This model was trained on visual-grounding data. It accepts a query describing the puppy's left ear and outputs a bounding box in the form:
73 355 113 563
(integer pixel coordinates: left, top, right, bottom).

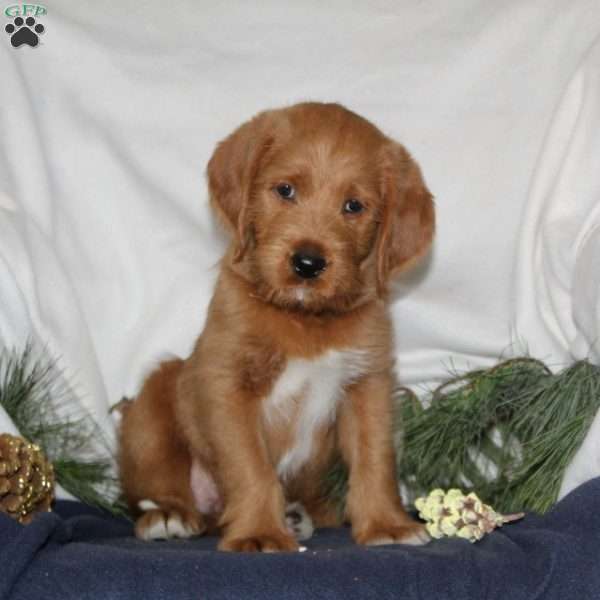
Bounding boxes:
376 142 435 295
207 112 274 261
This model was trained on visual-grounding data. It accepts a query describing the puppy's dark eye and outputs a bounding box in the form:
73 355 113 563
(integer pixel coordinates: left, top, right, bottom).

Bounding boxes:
276 183 296 201
343 199 364 214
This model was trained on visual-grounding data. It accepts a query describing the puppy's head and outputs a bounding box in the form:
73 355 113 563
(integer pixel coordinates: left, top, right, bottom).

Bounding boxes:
207 102 434 313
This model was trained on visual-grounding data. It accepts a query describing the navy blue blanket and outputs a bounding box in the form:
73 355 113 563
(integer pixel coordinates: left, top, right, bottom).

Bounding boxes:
2 478 600 600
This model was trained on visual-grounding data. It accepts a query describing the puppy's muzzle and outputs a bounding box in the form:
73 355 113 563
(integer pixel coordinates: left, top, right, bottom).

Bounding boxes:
291 250 327 279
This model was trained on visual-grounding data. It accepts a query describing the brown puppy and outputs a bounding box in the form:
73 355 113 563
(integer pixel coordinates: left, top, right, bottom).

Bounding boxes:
118 102 435 552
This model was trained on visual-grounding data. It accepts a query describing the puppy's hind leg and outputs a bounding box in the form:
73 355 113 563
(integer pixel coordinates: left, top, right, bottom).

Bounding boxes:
135 497 204 541
118 359 205 540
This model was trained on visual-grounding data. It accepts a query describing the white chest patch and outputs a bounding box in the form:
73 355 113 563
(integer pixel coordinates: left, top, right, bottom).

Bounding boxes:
263 348 370 479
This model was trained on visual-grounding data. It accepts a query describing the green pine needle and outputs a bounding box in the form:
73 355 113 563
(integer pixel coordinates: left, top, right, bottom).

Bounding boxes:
0 343 127 516
397 358 600 513
3 344 598 518
324 357 600 515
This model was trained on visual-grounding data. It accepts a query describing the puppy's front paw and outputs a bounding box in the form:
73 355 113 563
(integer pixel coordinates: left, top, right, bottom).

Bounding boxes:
355 522 430 547
219 531 299 553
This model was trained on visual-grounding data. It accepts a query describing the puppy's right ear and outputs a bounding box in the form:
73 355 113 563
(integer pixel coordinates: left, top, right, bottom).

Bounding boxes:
207 112 274 262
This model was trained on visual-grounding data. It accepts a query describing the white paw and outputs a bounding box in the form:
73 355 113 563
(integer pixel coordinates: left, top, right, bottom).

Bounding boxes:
139 514 170 541
363 525 431 547
285 502 314 541
135 503 200 541
398 529 431 546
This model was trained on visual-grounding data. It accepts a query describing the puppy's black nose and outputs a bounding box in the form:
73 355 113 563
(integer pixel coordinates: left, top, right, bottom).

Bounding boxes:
291 252 327 279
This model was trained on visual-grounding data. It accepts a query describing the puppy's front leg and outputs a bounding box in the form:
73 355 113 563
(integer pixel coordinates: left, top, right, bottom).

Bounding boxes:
208 396 298 553
338 374 429 546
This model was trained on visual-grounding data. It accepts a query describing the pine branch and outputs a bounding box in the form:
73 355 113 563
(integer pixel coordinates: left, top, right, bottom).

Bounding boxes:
323 357 600 515
0 343 126 516
397 358 600 513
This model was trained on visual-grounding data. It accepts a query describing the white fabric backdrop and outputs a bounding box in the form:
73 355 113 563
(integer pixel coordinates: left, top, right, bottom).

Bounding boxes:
1 0 599 498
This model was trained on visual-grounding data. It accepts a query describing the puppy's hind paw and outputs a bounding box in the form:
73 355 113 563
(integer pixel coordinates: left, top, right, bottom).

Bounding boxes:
285 501 314 541
135 504 204 541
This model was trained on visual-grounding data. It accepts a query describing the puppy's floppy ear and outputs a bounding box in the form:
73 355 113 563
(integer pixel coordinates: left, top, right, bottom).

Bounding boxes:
207 112 274 261
376 142 435 295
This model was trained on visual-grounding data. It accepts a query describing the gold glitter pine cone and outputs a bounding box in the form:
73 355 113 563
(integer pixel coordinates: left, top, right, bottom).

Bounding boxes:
0 433 54 524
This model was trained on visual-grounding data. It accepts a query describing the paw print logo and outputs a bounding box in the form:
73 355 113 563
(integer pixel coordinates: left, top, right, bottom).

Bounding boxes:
5 16 44 48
